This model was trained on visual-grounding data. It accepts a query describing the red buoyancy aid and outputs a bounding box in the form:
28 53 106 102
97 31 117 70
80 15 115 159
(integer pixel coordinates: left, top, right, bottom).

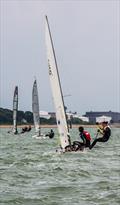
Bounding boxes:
83 131 91 141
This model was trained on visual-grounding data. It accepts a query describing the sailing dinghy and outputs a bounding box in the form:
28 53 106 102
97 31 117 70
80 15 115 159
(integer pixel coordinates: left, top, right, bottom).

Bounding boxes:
32 79 45 139
45 16 71 151
8 86 18 134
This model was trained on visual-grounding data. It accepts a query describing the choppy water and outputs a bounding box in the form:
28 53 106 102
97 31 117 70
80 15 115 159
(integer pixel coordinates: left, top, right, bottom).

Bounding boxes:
0 127 120 205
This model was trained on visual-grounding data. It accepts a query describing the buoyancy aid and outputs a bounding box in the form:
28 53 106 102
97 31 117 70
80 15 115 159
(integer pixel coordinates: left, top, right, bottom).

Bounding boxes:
83 131 91 141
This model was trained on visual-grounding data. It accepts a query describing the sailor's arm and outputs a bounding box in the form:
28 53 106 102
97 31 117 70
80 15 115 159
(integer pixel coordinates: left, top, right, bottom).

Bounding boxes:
97 128 104 135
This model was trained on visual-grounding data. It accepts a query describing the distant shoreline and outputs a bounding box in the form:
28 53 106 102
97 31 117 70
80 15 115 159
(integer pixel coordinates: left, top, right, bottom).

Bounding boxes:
0 124 120 128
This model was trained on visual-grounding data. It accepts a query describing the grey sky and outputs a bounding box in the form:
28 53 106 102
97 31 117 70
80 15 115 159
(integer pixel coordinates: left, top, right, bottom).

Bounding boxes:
0 0 120 115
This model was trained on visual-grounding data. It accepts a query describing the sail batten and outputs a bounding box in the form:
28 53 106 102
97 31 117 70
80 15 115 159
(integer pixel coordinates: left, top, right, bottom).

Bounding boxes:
45 16 70 149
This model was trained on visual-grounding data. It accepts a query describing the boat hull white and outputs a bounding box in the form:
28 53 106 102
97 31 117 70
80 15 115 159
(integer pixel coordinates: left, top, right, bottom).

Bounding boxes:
32 134 47 139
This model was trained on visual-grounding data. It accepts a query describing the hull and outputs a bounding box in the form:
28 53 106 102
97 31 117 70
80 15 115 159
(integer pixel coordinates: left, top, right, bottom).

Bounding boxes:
32 134 46 139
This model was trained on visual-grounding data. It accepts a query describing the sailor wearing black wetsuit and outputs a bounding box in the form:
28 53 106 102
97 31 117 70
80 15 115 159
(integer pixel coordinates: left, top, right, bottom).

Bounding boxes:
89 121 111 149
45 129 54 138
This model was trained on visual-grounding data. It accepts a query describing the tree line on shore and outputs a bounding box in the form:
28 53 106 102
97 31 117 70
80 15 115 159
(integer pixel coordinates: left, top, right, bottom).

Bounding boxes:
0 107 90 125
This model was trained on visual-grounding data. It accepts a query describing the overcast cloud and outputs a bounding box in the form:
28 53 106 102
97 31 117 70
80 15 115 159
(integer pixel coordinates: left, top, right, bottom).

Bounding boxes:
0 0 119 115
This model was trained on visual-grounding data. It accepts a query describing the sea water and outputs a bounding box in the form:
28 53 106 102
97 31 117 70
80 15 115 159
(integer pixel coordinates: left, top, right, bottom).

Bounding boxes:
0 127 120 205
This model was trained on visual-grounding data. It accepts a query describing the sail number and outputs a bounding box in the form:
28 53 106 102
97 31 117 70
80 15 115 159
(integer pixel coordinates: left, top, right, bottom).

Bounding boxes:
48 59 52 75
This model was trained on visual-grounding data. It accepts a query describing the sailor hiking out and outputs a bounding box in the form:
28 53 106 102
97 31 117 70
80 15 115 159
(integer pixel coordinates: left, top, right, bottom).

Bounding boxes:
89 121 111 149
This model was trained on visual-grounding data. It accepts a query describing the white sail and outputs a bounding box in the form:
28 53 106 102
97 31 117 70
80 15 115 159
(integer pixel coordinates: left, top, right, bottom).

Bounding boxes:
32 80 41 136
45 16 71 150
13 86 18 134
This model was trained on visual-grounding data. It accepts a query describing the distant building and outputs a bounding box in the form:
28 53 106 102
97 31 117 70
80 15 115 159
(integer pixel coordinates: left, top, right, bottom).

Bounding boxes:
40 111 50 119
48 112 90 123
84 111 120 123
79 116 89 122
96 115 112 123
48 112 56 118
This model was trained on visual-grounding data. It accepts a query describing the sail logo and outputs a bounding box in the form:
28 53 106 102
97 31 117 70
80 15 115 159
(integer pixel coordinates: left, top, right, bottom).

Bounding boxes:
48 59 52 75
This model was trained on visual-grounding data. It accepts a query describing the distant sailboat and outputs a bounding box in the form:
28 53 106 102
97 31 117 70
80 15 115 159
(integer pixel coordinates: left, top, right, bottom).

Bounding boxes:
45 16 71 151
8 86 18 134
13 86 18 134
32 79 43 138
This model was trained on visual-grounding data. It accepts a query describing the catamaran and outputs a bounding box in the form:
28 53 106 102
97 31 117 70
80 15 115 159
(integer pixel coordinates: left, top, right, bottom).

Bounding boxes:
8 86 18 134
45 16 71 151
32 79 45 138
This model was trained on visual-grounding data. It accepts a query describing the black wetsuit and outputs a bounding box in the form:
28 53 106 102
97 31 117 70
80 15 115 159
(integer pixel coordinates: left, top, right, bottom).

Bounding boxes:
26 127 31 132
72 141 85 151
89 126 111 149
72 132 91 151
46 130 54 138
49 132 54 138
80 132 91 148
21 127 27 134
